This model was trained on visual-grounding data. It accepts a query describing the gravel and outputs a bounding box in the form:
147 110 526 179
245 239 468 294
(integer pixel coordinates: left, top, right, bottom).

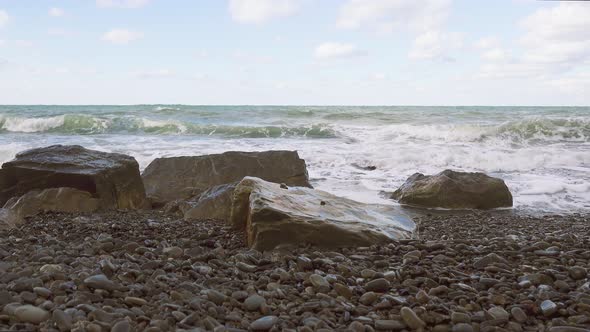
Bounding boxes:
0 210 588 331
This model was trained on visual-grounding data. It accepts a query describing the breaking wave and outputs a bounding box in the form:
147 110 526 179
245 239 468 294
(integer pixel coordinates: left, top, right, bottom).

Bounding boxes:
0 114 337 138
0 113 588 143
356 117 590 144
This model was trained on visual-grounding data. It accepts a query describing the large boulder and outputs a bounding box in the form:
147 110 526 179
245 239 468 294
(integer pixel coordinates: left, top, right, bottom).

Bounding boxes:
0 145 148 209
391 169 513 209
230 177 415 250
142 150 312 206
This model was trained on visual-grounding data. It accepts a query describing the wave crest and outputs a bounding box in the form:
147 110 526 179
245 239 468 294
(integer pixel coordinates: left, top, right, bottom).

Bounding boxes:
0 114 337 138
355 117 590 144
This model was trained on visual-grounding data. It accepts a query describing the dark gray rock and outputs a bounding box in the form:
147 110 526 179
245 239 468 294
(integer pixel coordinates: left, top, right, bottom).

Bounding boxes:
0 145 147 209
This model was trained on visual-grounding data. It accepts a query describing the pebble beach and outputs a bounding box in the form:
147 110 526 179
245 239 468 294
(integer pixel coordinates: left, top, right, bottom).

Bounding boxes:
1 210 588 331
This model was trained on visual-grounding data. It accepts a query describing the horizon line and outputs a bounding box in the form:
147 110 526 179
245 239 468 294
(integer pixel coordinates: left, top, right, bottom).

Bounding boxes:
1 104 589 107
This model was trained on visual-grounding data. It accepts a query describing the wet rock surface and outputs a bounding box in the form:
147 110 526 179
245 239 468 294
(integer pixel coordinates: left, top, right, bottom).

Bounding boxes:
392 169 513 209
0 210 588 331
0 145 147 209
231 177 414 250
142 150 312 206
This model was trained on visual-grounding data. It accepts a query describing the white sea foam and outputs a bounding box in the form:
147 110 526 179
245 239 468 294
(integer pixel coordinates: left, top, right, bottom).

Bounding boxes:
140 118 188 133
1 115 65 132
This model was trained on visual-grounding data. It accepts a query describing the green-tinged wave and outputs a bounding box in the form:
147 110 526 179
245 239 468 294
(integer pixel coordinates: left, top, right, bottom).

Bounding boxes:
494 118 590 142
0 114 338 138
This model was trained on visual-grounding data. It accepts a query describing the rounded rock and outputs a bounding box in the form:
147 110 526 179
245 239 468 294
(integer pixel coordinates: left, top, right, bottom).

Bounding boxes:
510 306 527 323
14 305 50 324
359 292 378 305
334 283 353 299
52 309 72 331
207 289 227 305
451 312 470 324
375 320 405 330
309 274 330 291
487 306 509 321
84 274 119 291
400 307 426 330
540 300 557 317
452 323 474 332
568 266 587 280
124 296 148 306
112 319 131 332
365 278 390 292
163 246 183 258
250 315 278 331
244 294 266 311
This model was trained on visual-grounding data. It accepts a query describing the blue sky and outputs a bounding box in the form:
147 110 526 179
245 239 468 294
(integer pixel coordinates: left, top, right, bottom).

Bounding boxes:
0 0 588 105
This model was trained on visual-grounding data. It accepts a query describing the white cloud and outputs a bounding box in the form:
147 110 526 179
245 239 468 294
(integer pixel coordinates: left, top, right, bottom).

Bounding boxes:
96 0 149 9
336 0 451 33
101 29 143 44
337 0 460 61
477 2 590 81
229 0 300 24
0 40 4 46
49 7 64 17
0 10 9 28
477 62 545 79
371 73 387 80
314 42 367 60
520 2 590 65
409 30 462 61
135 69 174 79
474 36 500 49
274 82 288 89
547 72 590 96
481 48 508 62
54 67 70 74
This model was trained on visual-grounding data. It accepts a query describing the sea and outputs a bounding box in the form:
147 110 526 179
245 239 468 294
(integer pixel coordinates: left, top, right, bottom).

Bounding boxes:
0 105 588 215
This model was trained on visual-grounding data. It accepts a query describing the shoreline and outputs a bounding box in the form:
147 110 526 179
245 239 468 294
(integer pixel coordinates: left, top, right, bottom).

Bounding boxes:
1 210 588 331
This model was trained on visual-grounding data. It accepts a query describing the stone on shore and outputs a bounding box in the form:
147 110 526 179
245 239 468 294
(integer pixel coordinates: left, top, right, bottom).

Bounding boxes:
180 183 237 220
365 278 391 292
13 305 50 324
400 307 426 329
473 252 509 269
83 274 120 291
4 187 99 218
142 150 312 207
391 169 513 209
250 315 279 330
52 309 72 331
0 145 147 209
230 177 415 250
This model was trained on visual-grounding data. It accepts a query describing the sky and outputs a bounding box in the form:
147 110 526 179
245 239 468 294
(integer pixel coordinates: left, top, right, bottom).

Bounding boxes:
0 0 589 105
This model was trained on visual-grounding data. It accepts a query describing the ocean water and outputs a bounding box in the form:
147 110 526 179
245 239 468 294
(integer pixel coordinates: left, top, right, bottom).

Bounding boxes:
0 105 589 214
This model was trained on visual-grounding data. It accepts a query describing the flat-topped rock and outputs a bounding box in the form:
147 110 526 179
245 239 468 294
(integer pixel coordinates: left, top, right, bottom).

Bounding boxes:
230 177 414 250
391 169 513 209
0 145 147 209
142 150 311 206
